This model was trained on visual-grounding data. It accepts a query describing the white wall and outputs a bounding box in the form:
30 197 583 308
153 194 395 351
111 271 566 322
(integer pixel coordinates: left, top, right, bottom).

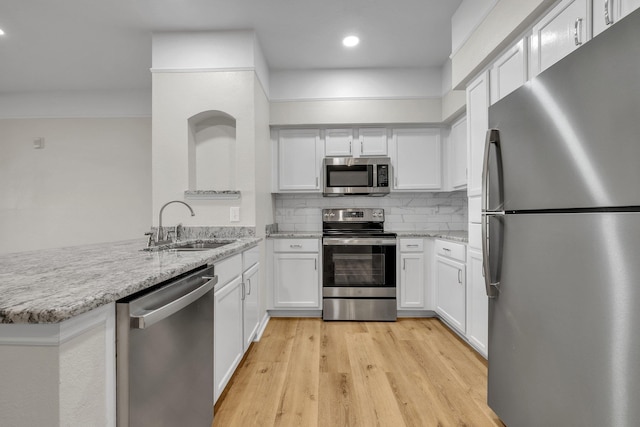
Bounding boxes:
152 30 270 98
152 71 258 227
270 68 442 101
451 0 499 57
0 117 151 254
0 89 150 119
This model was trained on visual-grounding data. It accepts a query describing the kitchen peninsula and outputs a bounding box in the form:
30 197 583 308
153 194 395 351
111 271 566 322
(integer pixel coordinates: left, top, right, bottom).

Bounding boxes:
0 237 260 426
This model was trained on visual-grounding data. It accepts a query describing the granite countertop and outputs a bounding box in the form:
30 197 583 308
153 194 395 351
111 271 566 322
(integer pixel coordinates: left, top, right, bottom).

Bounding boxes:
0 237 261 324
267 232 323 238
268 231 467 243
395 230 468 243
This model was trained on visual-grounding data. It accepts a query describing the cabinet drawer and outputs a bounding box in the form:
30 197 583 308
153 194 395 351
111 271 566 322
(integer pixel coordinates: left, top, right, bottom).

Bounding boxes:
273 238 319 253
214 253 242 288
243 246 260 271
435 239 466 262
400 239 424 252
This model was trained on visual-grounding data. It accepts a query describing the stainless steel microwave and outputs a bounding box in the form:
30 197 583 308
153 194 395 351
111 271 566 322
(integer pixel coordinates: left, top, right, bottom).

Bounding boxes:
323 157 391 196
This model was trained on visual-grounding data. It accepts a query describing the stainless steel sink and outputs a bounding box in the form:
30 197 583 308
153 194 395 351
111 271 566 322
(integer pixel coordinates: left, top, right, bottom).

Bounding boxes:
172 241 234 251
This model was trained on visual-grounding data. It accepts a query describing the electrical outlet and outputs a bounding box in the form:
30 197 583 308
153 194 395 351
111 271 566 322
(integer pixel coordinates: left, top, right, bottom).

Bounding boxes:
230 206 240 222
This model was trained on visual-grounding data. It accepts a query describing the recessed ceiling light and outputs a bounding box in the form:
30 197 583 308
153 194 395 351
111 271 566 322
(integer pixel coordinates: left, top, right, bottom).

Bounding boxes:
342 35 359 47
0 29 5 36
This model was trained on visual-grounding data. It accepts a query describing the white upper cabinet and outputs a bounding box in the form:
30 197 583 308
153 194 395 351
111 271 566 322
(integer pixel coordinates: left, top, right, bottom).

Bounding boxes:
324 127 387 157
466 72 489 197
324 128 354 157
392 128 442 191
449 115 467 190
277 129 322 192
530 0 590 77
593 0 640 36
358 128 388 156
490 38 528 105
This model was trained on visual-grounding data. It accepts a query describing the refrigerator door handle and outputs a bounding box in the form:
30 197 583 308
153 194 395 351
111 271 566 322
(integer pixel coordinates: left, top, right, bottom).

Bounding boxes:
482 129 504 213
482 211 502 298
482 128 504 298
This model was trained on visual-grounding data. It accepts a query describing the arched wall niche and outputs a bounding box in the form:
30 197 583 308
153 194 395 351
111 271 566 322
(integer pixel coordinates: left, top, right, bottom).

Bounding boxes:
187 110 237 193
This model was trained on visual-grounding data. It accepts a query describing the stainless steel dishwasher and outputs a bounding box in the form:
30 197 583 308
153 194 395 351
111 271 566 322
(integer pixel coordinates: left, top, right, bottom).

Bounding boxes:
116 265 217 427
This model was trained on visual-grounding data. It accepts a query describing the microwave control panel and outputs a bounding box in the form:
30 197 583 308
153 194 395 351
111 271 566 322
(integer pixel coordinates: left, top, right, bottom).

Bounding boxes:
377 165 389 187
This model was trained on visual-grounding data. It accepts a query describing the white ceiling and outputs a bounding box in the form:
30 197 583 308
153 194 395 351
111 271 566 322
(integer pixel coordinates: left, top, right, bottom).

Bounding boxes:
0 0 462 93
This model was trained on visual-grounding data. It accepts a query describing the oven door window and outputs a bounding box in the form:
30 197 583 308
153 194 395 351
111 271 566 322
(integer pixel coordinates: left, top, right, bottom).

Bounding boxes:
326 165 373 188
323 244 395 287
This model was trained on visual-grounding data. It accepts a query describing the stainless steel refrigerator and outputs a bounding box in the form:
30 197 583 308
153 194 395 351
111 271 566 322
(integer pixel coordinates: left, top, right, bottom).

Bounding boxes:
483 9 640 427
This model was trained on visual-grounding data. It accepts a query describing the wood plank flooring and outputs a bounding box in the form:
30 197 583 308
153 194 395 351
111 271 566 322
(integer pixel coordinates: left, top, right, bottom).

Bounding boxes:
213 318 503 427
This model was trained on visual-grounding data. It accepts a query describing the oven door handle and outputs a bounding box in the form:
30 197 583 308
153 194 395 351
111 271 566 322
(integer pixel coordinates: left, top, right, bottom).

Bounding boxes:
323 238 397 246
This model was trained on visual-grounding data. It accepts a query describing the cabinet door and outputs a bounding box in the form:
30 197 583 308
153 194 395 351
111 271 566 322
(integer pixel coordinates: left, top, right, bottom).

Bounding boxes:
435 257 466 334
593 0 617 36
393 128 442 190
621 0 640 17
359 128 388 156
466 72 489 196
273 253 320 308
449 116 467 190
242 263 260 352
466 249 488 358
324 129 353 157
490 38 527 105
214 276 244 402
530 0 589 76
399 253 425 309
278 129 321 191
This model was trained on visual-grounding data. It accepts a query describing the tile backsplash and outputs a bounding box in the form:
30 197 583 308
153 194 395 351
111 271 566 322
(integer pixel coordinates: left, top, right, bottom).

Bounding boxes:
275 191 467 232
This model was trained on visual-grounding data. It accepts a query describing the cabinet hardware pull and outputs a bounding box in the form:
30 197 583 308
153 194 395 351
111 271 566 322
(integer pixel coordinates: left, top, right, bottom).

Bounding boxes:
361 140 364 153
605 0 612 25
403 259 406 270
241 282 246 300
290 244 303 248
407 244 419 248
458 270 462 284
574 18 583 46
349 140 352 154
247 278 251 295
443 247 451 252
316 177 319 187
315 259 317 270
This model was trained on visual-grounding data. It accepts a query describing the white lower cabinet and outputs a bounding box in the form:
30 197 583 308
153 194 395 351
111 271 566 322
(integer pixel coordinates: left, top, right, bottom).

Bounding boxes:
214 274 243 402
466 248 488 358
272 239 320 309
435 240 466 334
213 247 262 403
398 239 426 309
242 262 260 352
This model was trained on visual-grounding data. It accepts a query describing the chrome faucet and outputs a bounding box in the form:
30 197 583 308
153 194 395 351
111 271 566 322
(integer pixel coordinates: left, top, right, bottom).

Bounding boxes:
156 200 195 245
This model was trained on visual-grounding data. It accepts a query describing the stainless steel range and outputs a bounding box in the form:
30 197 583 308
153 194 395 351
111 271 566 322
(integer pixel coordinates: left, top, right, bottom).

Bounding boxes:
322 208 397 321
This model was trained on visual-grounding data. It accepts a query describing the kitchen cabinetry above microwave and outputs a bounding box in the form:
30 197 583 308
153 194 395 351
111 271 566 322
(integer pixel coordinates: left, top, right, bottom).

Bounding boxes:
324 128 388 157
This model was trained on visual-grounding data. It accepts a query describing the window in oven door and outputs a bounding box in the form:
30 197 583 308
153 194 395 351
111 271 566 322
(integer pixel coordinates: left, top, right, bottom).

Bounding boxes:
323 244 395 287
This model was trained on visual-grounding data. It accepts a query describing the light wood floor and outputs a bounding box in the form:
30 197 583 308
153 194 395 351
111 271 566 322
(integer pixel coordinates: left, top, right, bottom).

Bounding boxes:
213 318 503 427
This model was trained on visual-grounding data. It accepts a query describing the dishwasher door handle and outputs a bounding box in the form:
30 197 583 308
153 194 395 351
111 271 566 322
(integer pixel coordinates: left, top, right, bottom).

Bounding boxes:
130 275 217 329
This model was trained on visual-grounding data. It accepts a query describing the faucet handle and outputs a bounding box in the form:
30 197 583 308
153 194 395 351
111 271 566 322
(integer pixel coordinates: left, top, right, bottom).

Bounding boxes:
144 232 154 248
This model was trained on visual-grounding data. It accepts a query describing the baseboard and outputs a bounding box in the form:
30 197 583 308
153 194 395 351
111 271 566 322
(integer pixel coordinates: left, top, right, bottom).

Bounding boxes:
254 313 270 342
397 309 437 318
267 309 322 318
